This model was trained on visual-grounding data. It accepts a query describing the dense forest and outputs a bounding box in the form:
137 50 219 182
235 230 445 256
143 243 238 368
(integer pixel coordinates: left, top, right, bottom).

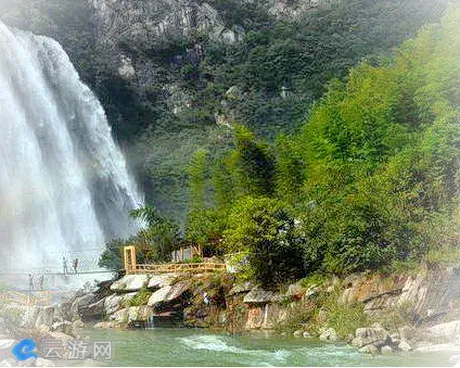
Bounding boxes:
0 0 449 223
133 0 449 220
101 4 460 286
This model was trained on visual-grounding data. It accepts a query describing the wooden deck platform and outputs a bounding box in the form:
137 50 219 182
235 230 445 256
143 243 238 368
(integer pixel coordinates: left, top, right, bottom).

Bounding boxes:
128 262 226 275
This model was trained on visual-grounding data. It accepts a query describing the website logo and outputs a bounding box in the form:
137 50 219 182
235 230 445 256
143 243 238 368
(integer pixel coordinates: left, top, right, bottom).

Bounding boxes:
12 339 38 361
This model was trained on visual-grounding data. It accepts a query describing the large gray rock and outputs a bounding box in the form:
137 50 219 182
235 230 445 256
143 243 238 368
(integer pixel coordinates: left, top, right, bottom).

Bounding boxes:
51 321 73 335
341 264 460 321
0 340 16 350
147 281 190 308
35 306 55 329
21 306 40 329
128 306 154 322
427 320 460 340
398 339 413 352
110 308 129 324
72 319 85 330
84 299 105 319
353 326 390 348
110 306 153 324
305 285 321 300
359 344 379 355
381 345 393 354
71 293 96 317
228 282 254 296
94 321 116 329
147 274 176 290
0 359 16 367
243 289 282 304
103 293 136 315
286 284 304 300
0 340 17 361
319 328 339 342
110 275 149 293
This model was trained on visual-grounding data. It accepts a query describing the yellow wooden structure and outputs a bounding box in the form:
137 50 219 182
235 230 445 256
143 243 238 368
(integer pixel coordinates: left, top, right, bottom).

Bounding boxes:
134 262 226 274
123 246 225 275
123 245 138 274
0 290 52 306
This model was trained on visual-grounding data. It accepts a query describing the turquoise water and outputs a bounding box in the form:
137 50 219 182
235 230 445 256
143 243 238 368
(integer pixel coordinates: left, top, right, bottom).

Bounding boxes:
78 328 455 367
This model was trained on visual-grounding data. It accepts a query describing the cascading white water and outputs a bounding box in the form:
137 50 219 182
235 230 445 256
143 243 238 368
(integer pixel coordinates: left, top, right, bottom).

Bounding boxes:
0 21 143 272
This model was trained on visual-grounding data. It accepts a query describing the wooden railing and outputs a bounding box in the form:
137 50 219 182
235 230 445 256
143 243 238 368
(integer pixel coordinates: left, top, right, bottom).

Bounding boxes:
128 263 226 275
0 290 52 306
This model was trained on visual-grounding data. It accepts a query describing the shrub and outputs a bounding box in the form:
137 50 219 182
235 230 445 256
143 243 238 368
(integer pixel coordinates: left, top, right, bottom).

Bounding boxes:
223 196 306 285
125 287 152 307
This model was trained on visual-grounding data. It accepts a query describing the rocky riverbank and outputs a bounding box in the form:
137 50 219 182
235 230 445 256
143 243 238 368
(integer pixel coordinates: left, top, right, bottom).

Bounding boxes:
53 262 460 360
5 262 460 366
0 295 87 367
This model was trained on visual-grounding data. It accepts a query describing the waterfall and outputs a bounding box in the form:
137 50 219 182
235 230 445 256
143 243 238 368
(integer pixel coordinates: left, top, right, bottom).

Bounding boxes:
0 21 143 271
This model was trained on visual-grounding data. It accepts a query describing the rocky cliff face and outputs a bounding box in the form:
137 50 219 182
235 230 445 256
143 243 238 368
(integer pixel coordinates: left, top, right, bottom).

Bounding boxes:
0 0 449 223
341 264 460 323
76 263 460 358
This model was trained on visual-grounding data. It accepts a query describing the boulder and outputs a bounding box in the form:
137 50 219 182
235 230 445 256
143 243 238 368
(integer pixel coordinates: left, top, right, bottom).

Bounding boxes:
147 275 176 290
381 345 393 354
147 281 190 308
359 344 379 355
305 285 320 300
110 308 129 324
293 330 302 338
110 275 149 293
93 321 116 329
398 326 413 341
319 328 339 342
104 293 136 315
390 333 400 344
353 326 390 348
70 293 96 318
398 339 413 352
229 282 254 296
51 321 73 335
83 298 105 319
109 306 153 325
286 284 304 300
73 293 96 309
35 307 54 329
427 320 460 340
128 306 153 322
0 340 16 350
415 342 460 353
21 306 41 329
243 289 282 304
0 359 16 367
51 305 65 323
46 332 74 344
303 332 313 338
0 340 17 361
72 319 84 329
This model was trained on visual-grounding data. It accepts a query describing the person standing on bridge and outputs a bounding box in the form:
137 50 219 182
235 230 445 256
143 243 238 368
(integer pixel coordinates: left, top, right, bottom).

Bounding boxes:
28 273 34 291
73 258 79 274
63 256 68 275
39 274 44 290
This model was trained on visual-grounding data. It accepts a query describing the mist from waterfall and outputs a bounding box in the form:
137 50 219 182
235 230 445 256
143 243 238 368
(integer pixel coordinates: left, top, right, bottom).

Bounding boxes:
0 21 143 272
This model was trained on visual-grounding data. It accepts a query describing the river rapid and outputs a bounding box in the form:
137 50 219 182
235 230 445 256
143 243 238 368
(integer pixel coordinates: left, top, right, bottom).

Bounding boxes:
79 328 454 367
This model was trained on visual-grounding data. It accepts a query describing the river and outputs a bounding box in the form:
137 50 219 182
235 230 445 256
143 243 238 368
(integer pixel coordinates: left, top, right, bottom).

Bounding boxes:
77 328 455 367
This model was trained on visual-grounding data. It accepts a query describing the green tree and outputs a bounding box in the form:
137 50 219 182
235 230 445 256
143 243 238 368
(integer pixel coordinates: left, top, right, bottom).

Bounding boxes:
130 206 181 262
223 196 305 285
